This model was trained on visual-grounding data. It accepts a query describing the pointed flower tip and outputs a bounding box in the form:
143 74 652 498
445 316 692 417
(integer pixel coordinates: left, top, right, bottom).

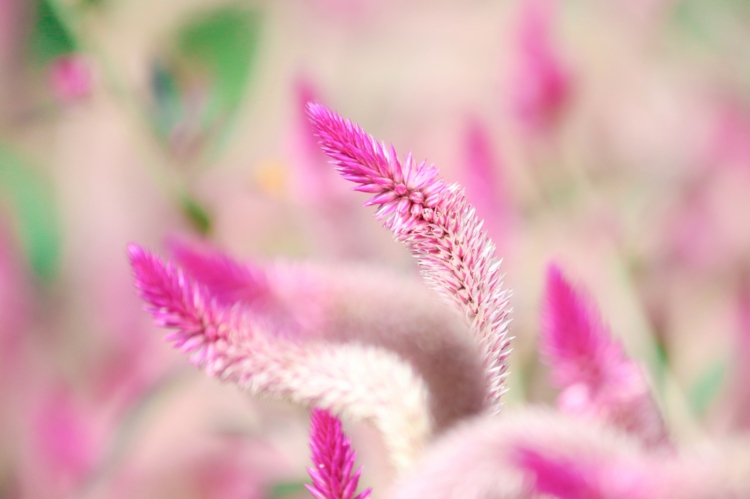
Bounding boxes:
514 446 599 499
306 100 327 122
307 408 371 499
126 242 145 262
541 262 619 387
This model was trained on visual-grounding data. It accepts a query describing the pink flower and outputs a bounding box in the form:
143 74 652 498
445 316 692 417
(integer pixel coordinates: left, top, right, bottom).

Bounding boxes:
462 117 513 247
511 0 571 135
542 264 668 447
307 102 512 412
129 243 432 470
165 237 486 430
49 54 92 104
306 409 371 499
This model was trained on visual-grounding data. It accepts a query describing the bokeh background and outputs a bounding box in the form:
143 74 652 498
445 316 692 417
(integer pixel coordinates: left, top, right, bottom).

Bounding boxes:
1 0 750 497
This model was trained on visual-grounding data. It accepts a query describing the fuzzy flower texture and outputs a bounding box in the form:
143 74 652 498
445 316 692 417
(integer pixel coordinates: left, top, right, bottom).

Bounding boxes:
130 103 750 498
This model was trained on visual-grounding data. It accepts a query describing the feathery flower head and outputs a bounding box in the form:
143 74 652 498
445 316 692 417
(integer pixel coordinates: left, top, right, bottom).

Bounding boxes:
129 243 431 471
542 264 667 447
129 243 237 371
307 102 512 412
306 409 372 499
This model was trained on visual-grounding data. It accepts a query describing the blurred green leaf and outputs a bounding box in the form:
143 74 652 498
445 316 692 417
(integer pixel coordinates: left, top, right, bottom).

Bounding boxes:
181 195 212 235
31 0 78 64
688 361 727 418
268 480 308 498
177 5 262 126
0 145 61 281
151 61 185 139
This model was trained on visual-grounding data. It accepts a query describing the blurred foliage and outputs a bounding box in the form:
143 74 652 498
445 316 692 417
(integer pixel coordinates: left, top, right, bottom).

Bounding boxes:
151 61 184 140
177 5 261 126
180 195 212 235
268 480 308 498
31 0 78 65
151 5 262 158
689 361 727 418
672 0 750 46
0 145 61 281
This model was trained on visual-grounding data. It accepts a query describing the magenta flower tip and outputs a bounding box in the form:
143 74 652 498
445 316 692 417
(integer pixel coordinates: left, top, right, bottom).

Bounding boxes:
307 103 513 411
542 263 625 389
128 243 230 368
514 445 600 499
306 408 371 499
542 263 669 447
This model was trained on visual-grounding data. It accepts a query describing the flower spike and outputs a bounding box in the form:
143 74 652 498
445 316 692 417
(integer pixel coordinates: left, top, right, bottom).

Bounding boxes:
307 102 512 412
129 244 431 470
306 409 372 499
542 264 668 447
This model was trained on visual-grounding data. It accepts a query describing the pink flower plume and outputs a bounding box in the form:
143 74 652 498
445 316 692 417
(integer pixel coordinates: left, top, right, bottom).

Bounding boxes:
542 264 668 447
129 243 432 470
511 0 570 135
307 102 512 412
306 409 372 499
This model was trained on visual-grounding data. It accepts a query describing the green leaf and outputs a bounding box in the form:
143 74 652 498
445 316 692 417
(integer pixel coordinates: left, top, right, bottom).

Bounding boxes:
688 361 727 418
0 145 61 281
30 0 78 65
176 5 262 130
151 61 184 139
180 195 212 235
268 480 308 498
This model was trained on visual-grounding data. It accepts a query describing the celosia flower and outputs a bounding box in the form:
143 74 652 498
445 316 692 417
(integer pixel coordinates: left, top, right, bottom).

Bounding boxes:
510 0 570 135
541 264 668 447
306 409 371 499
307 102 512 413
167 238 485 430
129 244 431 470
49 54 92 104
462 117 513 248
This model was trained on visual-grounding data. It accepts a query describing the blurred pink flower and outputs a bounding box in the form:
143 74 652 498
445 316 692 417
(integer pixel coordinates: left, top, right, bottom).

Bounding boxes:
462 117 513 246
49 54 92 104
307 102 512 412
511 0 571 135
22 387 102 498
306 409 371 499
708 100 750 172
542 264 668 447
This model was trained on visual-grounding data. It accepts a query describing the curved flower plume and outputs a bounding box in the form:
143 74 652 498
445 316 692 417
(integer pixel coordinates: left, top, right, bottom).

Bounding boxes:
542 264 668 448
306 409 372 499
129 244 431 471
307 102 512 412
168 239 486 431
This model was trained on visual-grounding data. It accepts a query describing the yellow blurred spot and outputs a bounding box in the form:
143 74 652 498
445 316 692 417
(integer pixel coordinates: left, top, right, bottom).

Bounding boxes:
254 160 287 197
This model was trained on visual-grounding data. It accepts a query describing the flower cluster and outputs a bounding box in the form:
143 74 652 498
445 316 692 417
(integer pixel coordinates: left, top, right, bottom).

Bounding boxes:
130 103 750 498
